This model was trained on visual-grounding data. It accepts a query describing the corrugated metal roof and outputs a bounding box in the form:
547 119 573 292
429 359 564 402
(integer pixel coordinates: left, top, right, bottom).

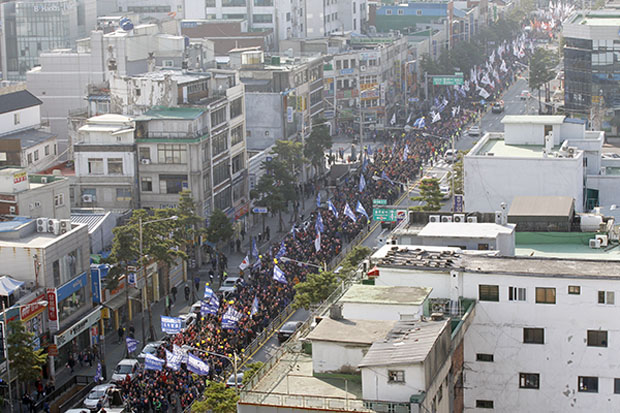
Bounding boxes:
71 213 110 233
358 320 449 367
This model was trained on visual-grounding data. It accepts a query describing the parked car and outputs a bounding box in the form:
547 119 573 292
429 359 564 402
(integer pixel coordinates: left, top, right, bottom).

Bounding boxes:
491 101 504 113
179 312 197 332
218 277 241 296
136 341 164 363
468 126 481 136
83 383 117 411
277 321 303 343
520 90 531 100
226 372 245 388
111 359 141 383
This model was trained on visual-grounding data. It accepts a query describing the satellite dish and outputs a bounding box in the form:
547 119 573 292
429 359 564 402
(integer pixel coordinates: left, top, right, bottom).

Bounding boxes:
119 18 134 31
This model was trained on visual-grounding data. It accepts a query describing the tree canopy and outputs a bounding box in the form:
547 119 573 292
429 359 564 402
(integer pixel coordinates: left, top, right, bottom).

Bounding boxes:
7 320 47 384
251 159 297 231
206 208 234 245
304 119 332 174
412 178 443 212
191 382 238 413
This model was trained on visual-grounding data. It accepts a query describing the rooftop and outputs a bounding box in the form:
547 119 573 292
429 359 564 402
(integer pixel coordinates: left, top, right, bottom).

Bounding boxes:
306 318 397 345
130 70 211 83
0 90 42 115
0 217 32 233
508 196 574 217
515 232 620 261
0 128 56 149
358 320 449 367
501 115 566 124
373 245 462 270
338 284 431 306
477 139 550 158
71 212 113 234
418 222 515 238
136 106 204 121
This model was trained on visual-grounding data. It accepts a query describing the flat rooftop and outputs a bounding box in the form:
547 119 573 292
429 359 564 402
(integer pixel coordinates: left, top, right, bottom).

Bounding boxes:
478 139 550 158
339 284 431 306
136 106 204 121
0 217 32 233
501 115 565 124
515 232 620 261
373 245 462 269
307 318 396 345
418 222 515 238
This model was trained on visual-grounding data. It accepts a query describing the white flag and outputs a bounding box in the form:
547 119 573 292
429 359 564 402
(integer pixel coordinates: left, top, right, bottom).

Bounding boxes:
314 231 321 252
390 113 396 125
478 88 490 99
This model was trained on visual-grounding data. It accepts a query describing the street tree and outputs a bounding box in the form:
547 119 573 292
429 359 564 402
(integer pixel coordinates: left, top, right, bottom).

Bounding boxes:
412 178 443 212
304 119 332 175
242 362 264 385
191 382 238 413
105 227 138 291
252 159 297 231
529 47 558 113
448 152 465 195
272 140 304 174
173 190 204 272
206 208 234 247
7 320 47 394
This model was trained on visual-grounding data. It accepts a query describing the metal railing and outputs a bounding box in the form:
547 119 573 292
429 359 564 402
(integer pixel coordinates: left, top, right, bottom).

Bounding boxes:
241 390 372 412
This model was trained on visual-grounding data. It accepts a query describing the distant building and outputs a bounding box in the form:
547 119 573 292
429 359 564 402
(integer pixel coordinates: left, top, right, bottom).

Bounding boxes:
181 19 275 55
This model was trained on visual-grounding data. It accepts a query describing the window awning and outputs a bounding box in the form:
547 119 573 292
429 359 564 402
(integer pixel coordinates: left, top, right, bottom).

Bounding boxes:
104 289 140 311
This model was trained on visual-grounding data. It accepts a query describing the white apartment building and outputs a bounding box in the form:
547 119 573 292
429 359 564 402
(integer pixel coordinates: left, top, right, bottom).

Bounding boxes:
464 115 606 213
372 244 620 412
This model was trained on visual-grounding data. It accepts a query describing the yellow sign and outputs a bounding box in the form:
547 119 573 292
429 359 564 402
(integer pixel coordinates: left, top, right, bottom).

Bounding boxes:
13 171 27 184
101 308 110 319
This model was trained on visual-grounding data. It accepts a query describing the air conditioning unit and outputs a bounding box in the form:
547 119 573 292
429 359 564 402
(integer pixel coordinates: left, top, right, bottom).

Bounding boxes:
82 194 94 203
441 216 453 223
429 215 440 223
467 216 478 223
360 65 367 72
59 219 71 234
453 214 465 223
36 218 46 232
595 234 608 247
40 177 48 184
495 211 505 225
337 104 343 110
8 206 15 214
567 147 575 156
589 239 601 249
47 219 59 234
141 159 151 165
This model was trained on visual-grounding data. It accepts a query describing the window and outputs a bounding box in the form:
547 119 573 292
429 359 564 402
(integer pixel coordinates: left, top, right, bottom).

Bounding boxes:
13 113 19 125
478 243 489 250
211 107 227 127
437 382 443 401
286 12 290 21
88 158 104 175
253 13 273 23
476 400 493 409
158 144 187 164
214 186 231 211
568 285 581 295
397 8 404 15
232 178 245 202
476 353 494 362
232 153 244 174
479 285 499 302
587 330 608 347
416 9 422 15
387 370 405 383
336 60 342 70
52 260 60 286
230 97 243 119
54 193 64 207
231 125 244 146
116 188 132 201
135 88 141 96
0 152 6 161
519 373 540 389
159 175 188 194
508 286 526 301
27 153 32 164
139 147 151 161
535 287 556 304
614 378 620 394
212 131 228 157
141 177 153 192
523 328 544 344
213 161 230 186
107 158 123 175
34 150 39 161
44 145 49 156
578 376 598 393
598 290 615 304
385 9 392 15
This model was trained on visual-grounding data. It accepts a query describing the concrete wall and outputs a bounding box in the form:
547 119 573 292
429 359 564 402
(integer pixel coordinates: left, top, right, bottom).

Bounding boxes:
362 364 425 403
16 179 71 219
341 302 423 321
24 137 58 173
0 105 40 136
245 93 282 150
586 174 620 207
311 341 369 374
75 151 136 178
503 123 562 146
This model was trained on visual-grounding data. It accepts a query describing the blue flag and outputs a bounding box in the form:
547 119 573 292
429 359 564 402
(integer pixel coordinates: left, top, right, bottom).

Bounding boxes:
344 203 357 222
161 316 182 335
253 258 262 270
251 237 259 259
201 292 220 316
316 192 321 207
94 362 102 383
222 306 243 329
381 170 395 185
187 353 210 376
356 201 369 219
367 145 373 156
273 265 287 284
251 296 259 316
315 212 324 233
126 337 139 354
359 174 366 192
275 240 286 259
165 348 182 371
328 200 339 218
145 353 165 371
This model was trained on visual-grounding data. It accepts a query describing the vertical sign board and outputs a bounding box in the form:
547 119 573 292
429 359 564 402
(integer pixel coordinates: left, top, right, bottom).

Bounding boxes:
46 288 59 333
90 266 101 304
454 194 464 213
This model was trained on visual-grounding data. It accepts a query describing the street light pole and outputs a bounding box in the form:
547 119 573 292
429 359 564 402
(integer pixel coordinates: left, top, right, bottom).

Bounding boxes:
186 346 239 392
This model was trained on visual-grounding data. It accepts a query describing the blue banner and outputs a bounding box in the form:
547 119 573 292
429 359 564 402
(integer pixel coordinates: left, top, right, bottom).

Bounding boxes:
145 353 165 371
126 337 139 353
57 271 88 302
187 353 210 376
161 316 182 334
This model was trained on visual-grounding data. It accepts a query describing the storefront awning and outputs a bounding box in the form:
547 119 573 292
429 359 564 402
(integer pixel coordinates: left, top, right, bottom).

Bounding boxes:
104 289 140 311
0 276 24 296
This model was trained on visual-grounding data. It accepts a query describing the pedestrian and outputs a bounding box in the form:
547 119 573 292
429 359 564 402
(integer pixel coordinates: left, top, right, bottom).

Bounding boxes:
67 353 76 374
117 325 124 344
171 286 177 303
129 325 136 339
265 226 270 241
236 238 241 253
194 276 200 293
184 283 190 301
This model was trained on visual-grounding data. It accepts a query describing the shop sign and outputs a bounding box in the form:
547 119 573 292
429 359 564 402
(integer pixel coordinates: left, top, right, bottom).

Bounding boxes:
57 271 88 302
46 288 59 332
20 294 46 322
54 307 101 348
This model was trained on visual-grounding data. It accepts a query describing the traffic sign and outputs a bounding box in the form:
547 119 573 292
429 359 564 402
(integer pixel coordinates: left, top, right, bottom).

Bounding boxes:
433 76 464 86
373 199 387 205
373 208 397 222
252 207 268 214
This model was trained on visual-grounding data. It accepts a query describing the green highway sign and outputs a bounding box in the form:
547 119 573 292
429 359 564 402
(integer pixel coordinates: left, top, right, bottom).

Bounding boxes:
433 76 464 86
373 199 387 205
373 208 397 222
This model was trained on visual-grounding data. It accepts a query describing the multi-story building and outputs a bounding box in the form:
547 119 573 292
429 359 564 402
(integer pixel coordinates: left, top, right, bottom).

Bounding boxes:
233 49 324 151
0 167 70 218
116 0 185 20
563 10 620 115
304 0 367 37
73 114 138 210
323 33 410 134
134 70 248 223
0 89 58 173
0 0 98 80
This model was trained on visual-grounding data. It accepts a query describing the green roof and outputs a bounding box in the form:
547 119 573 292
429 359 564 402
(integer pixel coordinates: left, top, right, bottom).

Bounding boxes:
515 232 620 261
138 106 204 120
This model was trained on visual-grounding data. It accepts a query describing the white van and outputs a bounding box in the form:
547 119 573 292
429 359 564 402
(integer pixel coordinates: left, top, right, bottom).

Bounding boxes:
444 149 457 162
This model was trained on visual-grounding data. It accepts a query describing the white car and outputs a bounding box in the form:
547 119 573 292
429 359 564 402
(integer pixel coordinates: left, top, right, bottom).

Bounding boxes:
218 277 241 296
137 341 164 363
444 149 457 162
83 383 116 411
468 126 481 136
440 185 451 200
179 312 197 332
111 359 140 383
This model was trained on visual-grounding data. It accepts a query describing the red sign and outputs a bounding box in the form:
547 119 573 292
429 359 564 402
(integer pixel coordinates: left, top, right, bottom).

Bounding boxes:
20 294 46 322
235 202 249 220
48 344 58 356
46 288 57 322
